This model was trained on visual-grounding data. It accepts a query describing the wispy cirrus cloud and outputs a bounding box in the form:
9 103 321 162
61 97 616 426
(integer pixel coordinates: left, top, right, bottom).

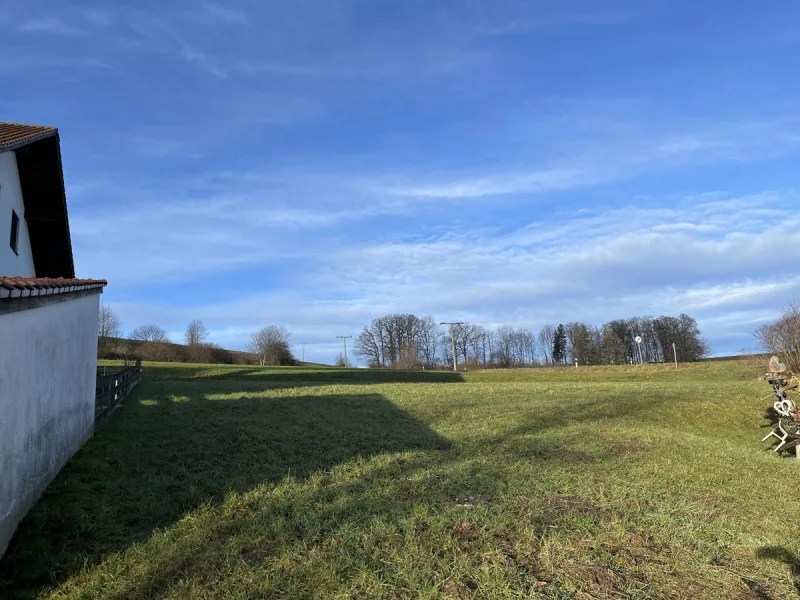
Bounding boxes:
86 185 800 359
202 2 249 25
18 16 84 36
79 9 113 27
364 120 800 199
307 192 800 333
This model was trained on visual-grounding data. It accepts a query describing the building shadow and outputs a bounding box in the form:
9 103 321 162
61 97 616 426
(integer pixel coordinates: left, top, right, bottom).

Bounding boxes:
0 384 449 598
143 364 465 388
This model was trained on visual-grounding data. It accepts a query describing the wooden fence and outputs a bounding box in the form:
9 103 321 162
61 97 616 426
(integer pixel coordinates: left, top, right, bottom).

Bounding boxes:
95 365 142 427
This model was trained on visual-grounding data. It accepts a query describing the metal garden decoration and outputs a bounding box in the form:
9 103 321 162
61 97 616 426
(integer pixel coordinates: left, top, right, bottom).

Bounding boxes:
762 356 800 457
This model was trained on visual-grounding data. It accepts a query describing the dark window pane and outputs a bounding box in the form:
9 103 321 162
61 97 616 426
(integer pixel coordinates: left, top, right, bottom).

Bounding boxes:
10 210 19 254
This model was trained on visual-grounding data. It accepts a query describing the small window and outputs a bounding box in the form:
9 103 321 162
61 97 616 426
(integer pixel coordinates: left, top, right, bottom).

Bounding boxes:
10 210 19 255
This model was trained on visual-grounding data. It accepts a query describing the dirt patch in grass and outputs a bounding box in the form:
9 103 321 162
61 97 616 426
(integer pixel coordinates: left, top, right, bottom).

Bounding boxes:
443 579 478 599
740 579 775 600
606 533 670 567
452 521 480 543
560 534 704 599
481 529 545 582
609 441 650 454
547 496 615 518
548 448 597 462
689 492 717 502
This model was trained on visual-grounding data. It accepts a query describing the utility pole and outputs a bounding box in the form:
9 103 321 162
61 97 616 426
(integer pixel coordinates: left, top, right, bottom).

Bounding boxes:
298 342 308 364
336 335 352 367
440 322 464 372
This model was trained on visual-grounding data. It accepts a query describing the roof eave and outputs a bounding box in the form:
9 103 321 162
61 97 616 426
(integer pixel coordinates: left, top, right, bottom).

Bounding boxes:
0 129 58 152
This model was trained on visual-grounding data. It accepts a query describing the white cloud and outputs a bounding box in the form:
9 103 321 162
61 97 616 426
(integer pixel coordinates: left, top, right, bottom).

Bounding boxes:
302 192 800 342
368 167 591 199
67 170 403 284
202 2 249 25
364 121 800 200
19 16 83 36
178 43 227 78
97 190 800 360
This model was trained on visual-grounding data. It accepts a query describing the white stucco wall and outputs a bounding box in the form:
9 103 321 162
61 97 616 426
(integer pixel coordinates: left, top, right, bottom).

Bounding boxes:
0 150 36 277
0 292 100 555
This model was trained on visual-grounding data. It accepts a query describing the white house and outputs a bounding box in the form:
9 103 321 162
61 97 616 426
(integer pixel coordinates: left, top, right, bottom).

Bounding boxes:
0 122 106 555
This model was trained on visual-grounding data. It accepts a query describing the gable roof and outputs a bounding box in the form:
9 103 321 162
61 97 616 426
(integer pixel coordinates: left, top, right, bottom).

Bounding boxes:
0 122 57 151
1 121 75 278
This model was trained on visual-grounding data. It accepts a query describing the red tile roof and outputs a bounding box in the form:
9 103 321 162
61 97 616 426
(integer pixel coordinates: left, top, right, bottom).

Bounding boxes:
0 276 107 299
0 122 58 151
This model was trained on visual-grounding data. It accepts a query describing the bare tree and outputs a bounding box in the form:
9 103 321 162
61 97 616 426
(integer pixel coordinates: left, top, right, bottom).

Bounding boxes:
247 325 294 365
537 324 555 365
496 325 515 367
756 301 800 372
515 328 537 366
469 326 489 366
355 325 383 368
130 324 170 343
98 304 123 357
185 319 209 346
452 323 479 363
355 314 432 368
417 316 439 367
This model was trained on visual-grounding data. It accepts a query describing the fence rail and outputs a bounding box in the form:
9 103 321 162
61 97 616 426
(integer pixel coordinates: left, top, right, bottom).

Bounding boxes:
95 365 142 427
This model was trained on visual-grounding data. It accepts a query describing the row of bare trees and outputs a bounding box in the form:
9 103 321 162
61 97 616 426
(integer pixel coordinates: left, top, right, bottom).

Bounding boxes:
354 315 439 368
354 313 710 368
98 306 256 364
99 305 298 365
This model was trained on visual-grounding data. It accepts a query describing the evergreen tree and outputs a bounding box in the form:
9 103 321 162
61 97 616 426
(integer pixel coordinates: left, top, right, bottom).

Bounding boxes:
552 324 567 364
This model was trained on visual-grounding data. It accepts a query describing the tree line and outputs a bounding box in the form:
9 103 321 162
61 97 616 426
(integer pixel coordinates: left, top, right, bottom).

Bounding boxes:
355 313 710 369
97 306 296 365
98 303 710 368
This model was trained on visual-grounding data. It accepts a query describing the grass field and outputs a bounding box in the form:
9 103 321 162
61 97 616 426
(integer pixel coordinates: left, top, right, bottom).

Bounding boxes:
1 360 799 599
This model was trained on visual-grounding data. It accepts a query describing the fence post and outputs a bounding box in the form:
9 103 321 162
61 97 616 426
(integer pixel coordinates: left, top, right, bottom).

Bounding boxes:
95 365 143 428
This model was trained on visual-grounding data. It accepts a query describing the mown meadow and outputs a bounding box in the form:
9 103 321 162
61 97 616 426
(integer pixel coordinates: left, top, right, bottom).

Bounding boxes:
1 360 798 599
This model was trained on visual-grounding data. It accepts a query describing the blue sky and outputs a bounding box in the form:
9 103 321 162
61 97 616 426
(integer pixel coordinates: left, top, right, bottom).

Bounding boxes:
4 0 800 362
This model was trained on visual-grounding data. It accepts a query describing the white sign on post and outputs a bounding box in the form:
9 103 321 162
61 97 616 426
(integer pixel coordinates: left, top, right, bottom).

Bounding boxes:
634 336 644 364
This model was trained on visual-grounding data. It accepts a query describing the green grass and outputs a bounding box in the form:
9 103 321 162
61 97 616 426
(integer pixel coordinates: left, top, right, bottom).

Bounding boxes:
2 360 799 599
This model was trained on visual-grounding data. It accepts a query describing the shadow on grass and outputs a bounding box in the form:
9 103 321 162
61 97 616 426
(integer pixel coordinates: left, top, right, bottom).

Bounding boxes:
756 546 800 594
0 384 449 597
0 378 733 599
144 364 465 387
